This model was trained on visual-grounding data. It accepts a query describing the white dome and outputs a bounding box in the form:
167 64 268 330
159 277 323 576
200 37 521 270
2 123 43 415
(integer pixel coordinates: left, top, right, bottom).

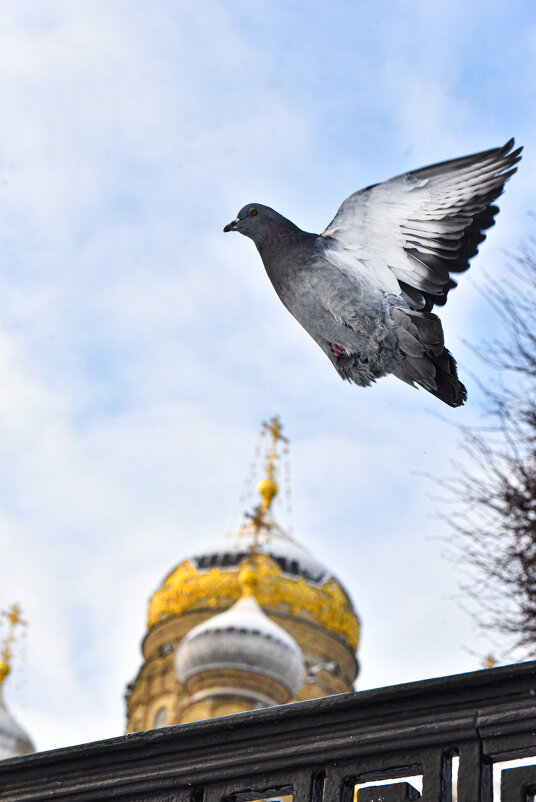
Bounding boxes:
0 692 34 761
188 515 328 585
175 593 305 699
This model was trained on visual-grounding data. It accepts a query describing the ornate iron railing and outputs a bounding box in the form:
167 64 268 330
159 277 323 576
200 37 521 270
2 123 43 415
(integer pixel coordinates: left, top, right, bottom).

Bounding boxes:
1 661 536 801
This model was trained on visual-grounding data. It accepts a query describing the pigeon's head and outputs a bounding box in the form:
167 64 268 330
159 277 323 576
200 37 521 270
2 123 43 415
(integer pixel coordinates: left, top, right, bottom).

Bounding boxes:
223 204 286 243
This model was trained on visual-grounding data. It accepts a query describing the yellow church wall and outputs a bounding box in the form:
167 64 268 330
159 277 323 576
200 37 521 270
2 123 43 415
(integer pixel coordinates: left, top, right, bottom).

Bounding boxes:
126 608 358 731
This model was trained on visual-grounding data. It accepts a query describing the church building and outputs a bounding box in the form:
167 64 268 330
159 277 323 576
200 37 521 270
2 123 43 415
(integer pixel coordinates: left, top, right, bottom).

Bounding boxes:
0 604 34 760
125 417 360 730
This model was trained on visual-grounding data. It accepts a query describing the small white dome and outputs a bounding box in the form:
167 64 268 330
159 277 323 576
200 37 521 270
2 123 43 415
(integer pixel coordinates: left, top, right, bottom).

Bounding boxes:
0 692 34 761
175 594 304 699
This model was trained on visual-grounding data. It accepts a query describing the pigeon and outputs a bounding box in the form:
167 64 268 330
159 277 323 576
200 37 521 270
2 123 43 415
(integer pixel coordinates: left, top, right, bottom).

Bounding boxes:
224 139 522 406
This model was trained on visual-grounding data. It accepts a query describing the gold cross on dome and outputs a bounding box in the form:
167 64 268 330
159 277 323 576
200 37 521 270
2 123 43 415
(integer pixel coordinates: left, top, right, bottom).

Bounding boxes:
0 603 26 686
242 416 289 564
257 416 288 512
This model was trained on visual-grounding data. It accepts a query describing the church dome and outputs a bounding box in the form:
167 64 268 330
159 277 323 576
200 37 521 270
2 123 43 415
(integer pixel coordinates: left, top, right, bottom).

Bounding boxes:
175 588 305 700
147 419 359 649
126 417 360 731
148 531 358 649
0 689 35 761
0 605 34 760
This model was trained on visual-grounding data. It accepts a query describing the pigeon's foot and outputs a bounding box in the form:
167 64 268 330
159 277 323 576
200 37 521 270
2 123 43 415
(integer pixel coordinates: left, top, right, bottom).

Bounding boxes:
331 343 344 357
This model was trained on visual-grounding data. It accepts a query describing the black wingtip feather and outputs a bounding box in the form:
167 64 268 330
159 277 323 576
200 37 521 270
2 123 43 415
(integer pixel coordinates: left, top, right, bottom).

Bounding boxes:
431 350 467 407
407 139 522 311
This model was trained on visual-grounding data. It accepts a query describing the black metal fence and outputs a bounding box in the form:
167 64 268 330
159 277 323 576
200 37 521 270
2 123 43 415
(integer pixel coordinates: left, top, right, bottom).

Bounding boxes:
1 662 536 801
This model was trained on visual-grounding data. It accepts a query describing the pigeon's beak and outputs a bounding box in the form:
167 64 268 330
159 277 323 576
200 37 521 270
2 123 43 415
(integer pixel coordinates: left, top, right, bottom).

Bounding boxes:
223 217 240 233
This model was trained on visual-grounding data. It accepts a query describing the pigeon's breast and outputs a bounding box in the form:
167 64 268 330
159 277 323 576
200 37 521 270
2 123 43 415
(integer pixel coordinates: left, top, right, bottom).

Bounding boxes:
260 235 320 306
265 241 396 359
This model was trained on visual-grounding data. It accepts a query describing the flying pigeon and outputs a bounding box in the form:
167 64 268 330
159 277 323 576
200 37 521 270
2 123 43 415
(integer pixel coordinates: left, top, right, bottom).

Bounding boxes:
224 139 522 406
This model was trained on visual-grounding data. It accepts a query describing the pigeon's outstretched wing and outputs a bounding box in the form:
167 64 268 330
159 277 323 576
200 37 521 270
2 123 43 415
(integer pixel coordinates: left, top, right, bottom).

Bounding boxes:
321 139 522 310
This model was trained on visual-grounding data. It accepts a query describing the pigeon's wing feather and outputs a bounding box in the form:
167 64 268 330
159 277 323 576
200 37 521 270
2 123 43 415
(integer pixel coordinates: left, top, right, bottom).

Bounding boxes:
321 139 522 310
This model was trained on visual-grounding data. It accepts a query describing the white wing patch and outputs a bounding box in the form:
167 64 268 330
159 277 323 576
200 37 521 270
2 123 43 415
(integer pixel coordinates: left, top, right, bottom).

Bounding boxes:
321 139 522 309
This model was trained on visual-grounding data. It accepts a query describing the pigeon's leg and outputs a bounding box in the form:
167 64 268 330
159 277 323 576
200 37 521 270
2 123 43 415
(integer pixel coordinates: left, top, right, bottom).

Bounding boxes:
331 343 345 357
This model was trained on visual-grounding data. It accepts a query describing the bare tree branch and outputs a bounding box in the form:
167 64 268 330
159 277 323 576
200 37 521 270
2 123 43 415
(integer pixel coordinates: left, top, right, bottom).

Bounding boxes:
442 233 536 657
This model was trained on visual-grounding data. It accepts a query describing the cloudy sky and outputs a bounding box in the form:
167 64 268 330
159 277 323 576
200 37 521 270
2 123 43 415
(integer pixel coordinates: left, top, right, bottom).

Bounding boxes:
0 0 535 753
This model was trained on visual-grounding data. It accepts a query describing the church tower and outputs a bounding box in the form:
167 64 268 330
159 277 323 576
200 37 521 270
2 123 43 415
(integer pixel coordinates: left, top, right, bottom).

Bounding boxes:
125 418 360 731
0 604 34 760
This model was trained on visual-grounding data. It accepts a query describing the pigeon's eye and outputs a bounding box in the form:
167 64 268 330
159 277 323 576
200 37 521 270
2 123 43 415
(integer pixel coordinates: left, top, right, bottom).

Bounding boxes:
249 208 257 217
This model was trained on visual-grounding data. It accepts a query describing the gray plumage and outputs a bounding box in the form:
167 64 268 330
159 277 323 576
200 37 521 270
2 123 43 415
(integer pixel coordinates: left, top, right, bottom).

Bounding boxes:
224 139 522 406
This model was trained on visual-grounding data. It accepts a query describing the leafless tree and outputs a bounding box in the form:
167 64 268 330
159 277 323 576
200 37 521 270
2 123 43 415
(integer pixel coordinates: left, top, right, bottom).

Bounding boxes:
442 230 536 657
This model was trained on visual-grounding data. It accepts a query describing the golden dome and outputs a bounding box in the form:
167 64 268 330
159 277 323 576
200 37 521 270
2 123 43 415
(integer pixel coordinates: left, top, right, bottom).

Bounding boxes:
127 417 360 733
148 540 359 650
147 417 359 649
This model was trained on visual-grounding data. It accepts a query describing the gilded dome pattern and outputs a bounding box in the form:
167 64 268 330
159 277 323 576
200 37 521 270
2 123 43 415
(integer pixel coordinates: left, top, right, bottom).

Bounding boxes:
148 550 359 649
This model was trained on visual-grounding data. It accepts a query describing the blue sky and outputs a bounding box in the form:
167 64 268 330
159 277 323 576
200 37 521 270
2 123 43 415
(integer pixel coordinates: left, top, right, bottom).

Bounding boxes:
0 0 535 752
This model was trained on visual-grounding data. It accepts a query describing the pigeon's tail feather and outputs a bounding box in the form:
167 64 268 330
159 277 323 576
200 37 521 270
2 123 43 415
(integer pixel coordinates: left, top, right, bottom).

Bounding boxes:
391 308 467 407
395 349 467 407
